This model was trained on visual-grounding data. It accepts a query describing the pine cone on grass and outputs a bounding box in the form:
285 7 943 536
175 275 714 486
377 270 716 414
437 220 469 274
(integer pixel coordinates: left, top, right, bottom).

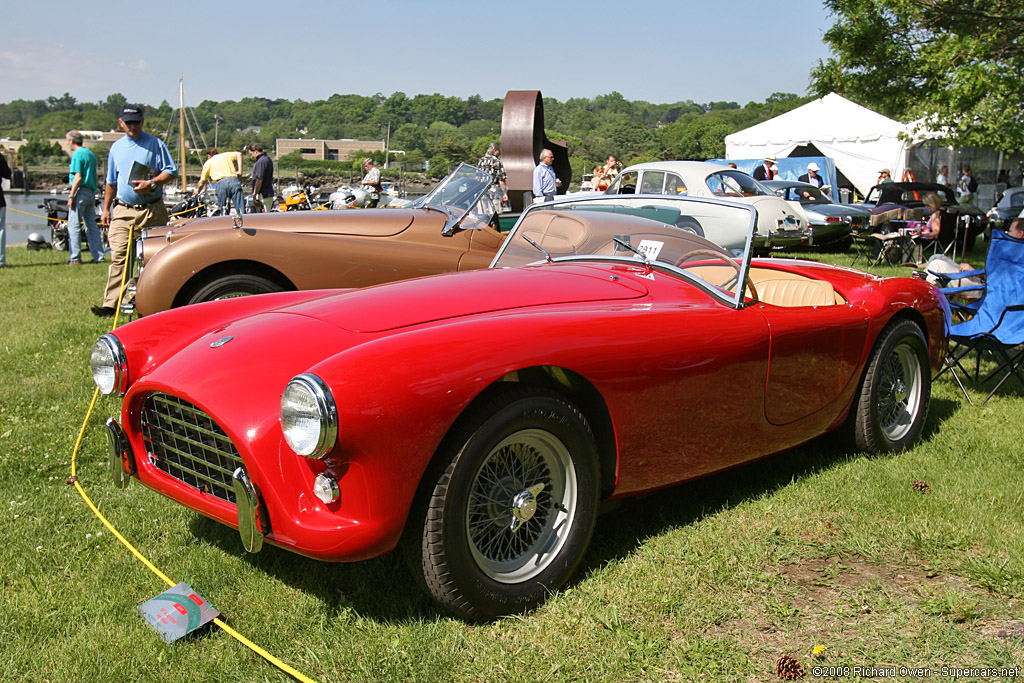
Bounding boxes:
911 479 932 494
775 654 805 679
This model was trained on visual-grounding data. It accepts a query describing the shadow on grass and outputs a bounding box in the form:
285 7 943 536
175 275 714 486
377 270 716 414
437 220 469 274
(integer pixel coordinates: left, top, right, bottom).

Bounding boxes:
187 407 948 624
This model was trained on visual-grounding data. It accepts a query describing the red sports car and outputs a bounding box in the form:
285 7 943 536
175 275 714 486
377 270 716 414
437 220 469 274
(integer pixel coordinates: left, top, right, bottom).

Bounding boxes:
92 194 950 620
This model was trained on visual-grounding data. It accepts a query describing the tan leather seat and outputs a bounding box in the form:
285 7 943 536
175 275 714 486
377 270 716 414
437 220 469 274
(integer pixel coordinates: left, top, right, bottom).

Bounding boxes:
755 278 837 307
518 212 592 255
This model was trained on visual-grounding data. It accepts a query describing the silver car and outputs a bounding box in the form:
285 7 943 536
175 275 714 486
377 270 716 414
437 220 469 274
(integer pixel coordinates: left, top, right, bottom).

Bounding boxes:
763 180 871 250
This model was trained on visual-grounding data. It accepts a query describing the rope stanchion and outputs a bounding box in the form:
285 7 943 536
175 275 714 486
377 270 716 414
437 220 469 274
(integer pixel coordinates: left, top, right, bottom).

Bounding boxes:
69 223 319 683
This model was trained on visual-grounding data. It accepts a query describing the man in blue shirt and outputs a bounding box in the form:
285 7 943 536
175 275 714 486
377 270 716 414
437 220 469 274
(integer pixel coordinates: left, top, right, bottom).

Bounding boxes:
65 130 105 265
533 149 557 203
93 104 177 317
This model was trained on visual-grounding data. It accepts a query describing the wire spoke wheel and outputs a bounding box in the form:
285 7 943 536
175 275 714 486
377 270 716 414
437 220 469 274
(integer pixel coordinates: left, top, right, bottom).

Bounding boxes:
466 429 576 582
845 319 931 453
877 341 923 441
405 388 599 620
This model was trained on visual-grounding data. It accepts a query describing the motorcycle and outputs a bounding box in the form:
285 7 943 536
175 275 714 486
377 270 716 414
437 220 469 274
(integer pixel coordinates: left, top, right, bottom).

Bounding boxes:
168 191 214 219
277 184 330 211
40 195 108 251
328 184 376 209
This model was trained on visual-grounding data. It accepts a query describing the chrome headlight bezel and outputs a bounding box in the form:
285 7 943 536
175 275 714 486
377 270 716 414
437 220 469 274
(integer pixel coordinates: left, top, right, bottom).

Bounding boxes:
280 373 338 459
91 334 128 396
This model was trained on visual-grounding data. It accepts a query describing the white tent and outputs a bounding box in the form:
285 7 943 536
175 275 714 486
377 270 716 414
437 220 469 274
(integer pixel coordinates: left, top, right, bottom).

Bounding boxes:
726 93 924 196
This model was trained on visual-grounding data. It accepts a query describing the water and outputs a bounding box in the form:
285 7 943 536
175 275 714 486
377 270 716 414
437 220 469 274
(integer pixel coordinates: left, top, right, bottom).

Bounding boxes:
3 192 62 245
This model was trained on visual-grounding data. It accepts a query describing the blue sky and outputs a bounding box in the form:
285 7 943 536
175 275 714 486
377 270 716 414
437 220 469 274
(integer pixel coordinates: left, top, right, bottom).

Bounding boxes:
1 1 833 108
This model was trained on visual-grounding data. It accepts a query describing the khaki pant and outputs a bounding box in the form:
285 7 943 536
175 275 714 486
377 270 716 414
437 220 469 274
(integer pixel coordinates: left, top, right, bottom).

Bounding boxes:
102 201 168 309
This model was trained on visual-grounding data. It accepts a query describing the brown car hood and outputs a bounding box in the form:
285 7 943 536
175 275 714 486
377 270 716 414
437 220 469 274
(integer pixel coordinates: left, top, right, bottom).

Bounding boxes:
165 208 420 239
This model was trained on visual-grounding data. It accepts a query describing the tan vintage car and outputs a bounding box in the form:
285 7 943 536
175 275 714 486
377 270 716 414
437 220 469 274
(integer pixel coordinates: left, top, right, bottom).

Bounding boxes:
133 164 503 316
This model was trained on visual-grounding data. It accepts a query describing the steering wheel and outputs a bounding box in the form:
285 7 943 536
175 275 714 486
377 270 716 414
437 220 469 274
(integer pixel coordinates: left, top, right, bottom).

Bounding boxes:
675 249 740 271
675 250 755 299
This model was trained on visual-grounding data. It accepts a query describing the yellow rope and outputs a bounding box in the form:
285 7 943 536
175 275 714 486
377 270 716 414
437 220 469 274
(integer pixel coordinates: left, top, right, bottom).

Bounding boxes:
70 225 318 683
7 207 63 222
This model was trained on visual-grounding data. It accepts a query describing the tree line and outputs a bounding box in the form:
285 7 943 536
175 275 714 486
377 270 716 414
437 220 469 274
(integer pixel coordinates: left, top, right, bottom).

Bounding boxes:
0 90 813 181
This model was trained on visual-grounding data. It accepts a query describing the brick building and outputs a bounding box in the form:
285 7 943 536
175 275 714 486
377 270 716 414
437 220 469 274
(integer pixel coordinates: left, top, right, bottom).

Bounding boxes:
275 138 385 161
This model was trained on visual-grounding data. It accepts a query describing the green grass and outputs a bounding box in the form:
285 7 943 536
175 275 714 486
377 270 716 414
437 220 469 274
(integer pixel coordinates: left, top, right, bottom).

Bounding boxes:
1 243 1021 682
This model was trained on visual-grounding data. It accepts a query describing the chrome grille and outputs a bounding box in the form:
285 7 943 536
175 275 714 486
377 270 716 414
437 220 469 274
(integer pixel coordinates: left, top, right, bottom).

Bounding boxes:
140 393 243 504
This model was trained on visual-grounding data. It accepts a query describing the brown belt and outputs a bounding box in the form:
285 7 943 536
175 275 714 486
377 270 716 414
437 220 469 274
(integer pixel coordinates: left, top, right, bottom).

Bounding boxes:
113 198 162 210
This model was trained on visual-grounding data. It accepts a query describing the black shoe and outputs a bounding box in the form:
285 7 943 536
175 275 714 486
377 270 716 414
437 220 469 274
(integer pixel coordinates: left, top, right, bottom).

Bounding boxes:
90 305 115 317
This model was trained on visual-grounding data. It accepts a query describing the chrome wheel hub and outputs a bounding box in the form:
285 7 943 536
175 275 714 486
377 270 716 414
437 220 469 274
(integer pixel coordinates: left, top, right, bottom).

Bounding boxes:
509 483 545 532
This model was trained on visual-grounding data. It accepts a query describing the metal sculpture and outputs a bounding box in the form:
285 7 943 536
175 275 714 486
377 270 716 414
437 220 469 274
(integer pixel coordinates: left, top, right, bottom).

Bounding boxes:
501 90 571 212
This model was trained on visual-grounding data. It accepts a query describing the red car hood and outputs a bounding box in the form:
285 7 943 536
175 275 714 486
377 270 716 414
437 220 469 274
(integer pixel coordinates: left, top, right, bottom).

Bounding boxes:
282 264 650 333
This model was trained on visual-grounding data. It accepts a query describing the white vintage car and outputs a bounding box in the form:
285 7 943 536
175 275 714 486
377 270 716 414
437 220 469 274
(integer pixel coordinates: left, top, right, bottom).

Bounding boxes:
605 161 810 251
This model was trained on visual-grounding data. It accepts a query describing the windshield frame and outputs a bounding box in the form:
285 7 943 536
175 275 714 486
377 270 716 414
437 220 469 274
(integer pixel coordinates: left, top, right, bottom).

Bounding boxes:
489 193 758 309
411 162 494 235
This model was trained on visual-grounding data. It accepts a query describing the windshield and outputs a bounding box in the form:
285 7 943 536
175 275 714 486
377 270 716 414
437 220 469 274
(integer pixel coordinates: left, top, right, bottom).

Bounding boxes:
490 194 757 308
707 170 773 198
779 184 830 204
412 163 494 232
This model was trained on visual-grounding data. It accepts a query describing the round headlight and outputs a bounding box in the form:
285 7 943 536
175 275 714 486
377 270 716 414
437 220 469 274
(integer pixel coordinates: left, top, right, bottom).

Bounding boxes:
280 374 337 459
91 334 127 395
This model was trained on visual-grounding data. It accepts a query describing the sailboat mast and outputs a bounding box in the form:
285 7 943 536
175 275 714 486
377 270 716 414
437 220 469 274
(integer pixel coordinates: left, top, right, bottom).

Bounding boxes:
179 76 186 192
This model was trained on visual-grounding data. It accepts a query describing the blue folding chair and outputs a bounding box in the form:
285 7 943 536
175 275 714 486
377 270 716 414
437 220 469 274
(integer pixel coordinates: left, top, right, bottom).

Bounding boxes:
926 260 987 322
939 230 1024 405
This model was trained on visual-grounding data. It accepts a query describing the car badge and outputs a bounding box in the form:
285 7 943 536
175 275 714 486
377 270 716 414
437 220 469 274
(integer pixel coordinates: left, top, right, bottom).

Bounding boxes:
210 336 234 348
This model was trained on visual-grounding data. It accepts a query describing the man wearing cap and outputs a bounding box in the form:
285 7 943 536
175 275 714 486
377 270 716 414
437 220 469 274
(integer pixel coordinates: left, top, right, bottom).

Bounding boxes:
877 168 893 185
359 158 383 208
798 162 824 188
92 104 177 317
752 156 776 182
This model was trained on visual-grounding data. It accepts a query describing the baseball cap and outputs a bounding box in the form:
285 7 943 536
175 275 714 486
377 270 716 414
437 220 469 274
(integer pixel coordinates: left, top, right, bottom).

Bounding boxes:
807 162 819 172
119 104 144 122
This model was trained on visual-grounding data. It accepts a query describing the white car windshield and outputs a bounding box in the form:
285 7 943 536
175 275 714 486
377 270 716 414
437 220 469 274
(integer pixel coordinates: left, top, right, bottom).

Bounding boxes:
491 194 757 308
412 163 494 232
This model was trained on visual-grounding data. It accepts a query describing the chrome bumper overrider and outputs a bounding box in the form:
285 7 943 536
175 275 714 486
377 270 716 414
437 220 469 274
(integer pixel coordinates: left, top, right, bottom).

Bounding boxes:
105 418 135 489
232 468 268 553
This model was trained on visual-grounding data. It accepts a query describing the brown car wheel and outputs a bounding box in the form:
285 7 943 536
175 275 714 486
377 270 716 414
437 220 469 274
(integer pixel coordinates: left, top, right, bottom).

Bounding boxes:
185 274 286 305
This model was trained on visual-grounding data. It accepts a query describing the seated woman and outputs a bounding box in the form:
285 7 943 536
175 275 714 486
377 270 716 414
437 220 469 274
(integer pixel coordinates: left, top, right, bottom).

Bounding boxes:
917 192 944 239
912 192 949 265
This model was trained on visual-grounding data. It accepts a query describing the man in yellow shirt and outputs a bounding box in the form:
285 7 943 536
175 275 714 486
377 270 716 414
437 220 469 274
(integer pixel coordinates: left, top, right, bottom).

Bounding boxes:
195 147 245 215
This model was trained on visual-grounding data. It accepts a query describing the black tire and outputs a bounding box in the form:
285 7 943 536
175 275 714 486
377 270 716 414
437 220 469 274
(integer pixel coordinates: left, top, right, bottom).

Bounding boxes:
404 387 600 620
844 319 930 453
675 216 705 238
185 273 285 305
